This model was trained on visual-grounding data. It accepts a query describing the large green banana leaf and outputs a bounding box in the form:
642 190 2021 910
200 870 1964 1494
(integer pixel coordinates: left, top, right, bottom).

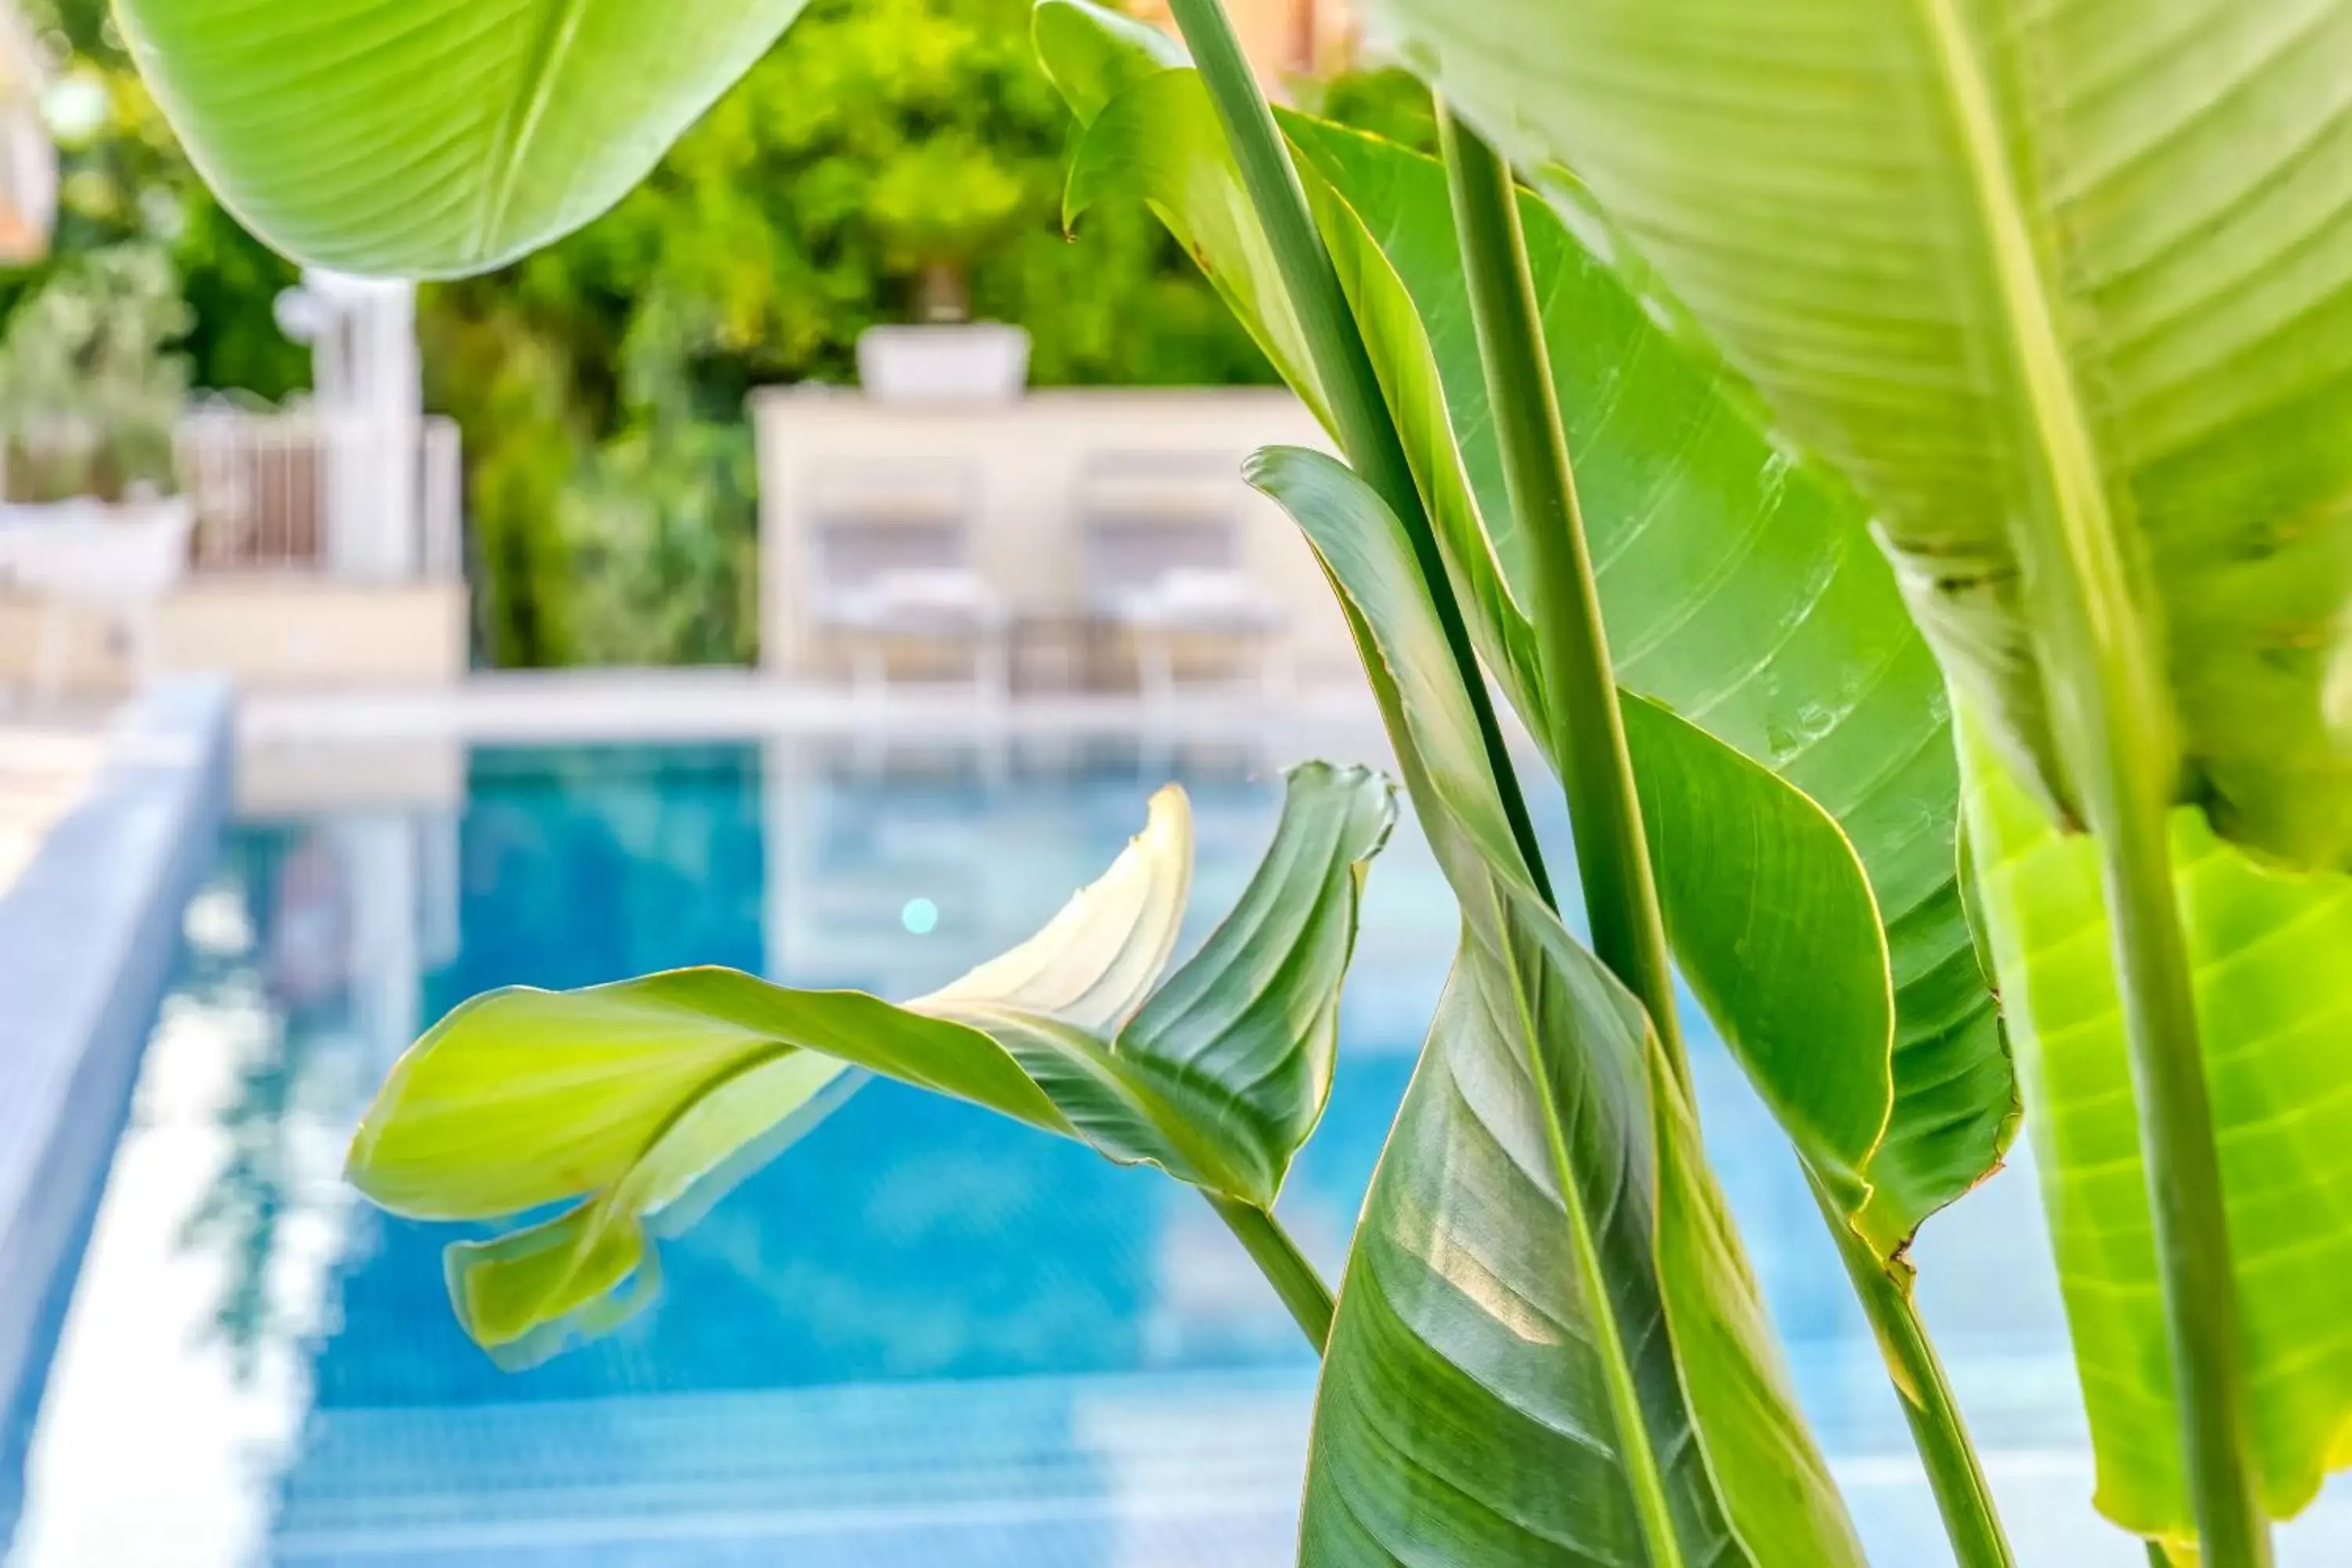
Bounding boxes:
1257 444 1865 1566
1965 734 2352 1544
1362 0 2352 877
1039 0 2010 1259
347 764 1393 1366
113 0 813 275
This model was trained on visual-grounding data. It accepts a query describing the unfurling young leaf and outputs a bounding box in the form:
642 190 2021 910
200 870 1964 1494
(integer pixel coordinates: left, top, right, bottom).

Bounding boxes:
347 764 1395 1365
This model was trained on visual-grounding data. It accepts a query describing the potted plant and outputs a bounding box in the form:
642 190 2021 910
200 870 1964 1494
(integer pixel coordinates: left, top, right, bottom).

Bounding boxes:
855 129 1034 402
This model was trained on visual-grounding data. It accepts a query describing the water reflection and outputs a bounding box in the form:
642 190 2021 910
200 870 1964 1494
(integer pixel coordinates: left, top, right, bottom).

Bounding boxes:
8 840 379 1566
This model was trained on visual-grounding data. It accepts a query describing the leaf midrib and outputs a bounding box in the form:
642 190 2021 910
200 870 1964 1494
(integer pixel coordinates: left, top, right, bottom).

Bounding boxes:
935 998 1256 1197
1910 0 2169 788
1488 914 1690 1567
471 0 593 266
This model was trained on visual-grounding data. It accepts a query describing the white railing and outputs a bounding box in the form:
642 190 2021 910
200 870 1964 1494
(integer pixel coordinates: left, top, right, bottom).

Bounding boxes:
173 401 462 581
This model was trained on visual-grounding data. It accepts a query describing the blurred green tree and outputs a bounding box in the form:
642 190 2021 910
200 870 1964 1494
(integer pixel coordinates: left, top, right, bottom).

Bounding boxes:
5 0 307 399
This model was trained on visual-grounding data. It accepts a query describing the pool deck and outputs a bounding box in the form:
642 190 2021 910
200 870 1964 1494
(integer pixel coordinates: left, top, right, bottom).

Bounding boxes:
0 722 107 898
0 677 232 1515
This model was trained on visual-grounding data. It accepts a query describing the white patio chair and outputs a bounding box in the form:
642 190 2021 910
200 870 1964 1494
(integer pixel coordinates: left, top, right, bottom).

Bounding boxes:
805 459 1009 707
1079 455 1290 708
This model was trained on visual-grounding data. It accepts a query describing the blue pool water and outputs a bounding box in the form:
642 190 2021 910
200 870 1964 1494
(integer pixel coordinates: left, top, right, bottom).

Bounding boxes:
10 735 2352 1565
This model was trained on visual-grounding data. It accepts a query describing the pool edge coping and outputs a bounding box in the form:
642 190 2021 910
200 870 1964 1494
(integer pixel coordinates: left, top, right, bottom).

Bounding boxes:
0 676 234 1525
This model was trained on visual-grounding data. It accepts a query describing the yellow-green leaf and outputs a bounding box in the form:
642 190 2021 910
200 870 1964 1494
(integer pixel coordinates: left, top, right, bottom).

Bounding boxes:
114 0 812 275
1965 732 2352 1541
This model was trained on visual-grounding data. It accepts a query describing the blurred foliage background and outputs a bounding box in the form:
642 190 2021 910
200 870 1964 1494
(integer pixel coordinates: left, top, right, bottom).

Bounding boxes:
9 0 1431 667
7 0 305 397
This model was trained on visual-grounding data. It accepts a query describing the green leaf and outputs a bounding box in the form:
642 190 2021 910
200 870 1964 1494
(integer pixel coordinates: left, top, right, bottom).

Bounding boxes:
1042 15 2007 1257
1062 68 1526 706
445 1051 853 1363
113 0 813 276
1366 0 2352 875
347 765 1395 1360
1253 445 1864 1567
1290 117 2004 1257
1030 0 1183 125
1965 732 2352 1541
1306 942 1711 1566
1624 692 1893 1233
1062 63 1330 430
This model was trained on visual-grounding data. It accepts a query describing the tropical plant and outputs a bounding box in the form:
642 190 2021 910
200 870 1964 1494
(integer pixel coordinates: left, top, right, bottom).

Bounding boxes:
104 0 2352 1563
1320 5 2352 1562
865 133 1029 323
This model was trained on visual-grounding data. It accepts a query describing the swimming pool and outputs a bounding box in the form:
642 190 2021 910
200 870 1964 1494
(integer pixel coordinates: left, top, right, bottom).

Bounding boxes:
8 735 2349 1565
